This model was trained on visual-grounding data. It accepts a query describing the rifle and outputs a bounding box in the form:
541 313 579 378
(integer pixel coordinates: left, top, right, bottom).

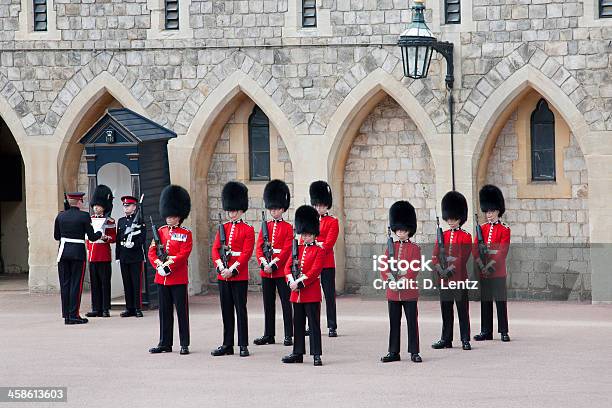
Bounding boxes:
290 235 301 282
218 213 229 270
123 194 144 248
436 216 448 273
150 216 172 276
386 227 398 281
475 213 494 276
63 192 70 211
260 211 273 269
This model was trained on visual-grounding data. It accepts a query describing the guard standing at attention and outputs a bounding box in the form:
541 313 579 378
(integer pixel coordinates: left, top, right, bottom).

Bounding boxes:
54 192 102 325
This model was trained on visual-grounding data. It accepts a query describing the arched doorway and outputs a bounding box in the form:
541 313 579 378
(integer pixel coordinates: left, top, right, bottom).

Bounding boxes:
0 117 28 283
476 88 590 301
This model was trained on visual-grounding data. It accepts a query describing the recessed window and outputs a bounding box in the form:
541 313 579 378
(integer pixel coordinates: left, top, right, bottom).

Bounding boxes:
444 0 461 24
248 106 271 181
33 0 47 31
302 0 317 27
601 1 612 18
165 0 179 30
530 99 556 181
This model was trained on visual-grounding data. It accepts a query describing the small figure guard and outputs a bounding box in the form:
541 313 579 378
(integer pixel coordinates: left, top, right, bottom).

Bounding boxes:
380 201 422 363
254 180 294 347
282 205 324 366
431 191 472 351
54 192 102 325
473 185 511 342
211 181 255 358
85 185 116 318
116 195 146 318
148 185 193 355
308 180 339 337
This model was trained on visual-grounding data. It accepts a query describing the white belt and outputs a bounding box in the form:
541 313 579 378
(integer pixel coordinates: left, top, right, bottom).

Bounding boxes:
230 251 242 256
273 248 281 254
57 238 85 262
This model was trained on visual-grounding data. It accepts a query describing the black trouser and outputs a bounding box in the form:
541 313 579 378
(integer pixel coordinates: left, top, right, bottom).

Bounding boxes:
158 284 190 347
320 267 337 330
480 277 509 334
388 300 420 354
293 302 322 356
262 276 293 338
218 280 249 347
58 260 86 319
89 262 112 313
439 289 470 342
120 261 143 312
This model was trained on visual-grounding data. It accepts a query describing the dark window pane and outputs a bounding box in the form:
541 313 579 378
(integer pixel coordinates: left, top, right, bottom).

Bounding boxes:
302 0 317 27
601 1 612 18
445 0 461 24
530 99 556 181
33 0 47 31
165 0 179 30
248 106 271 181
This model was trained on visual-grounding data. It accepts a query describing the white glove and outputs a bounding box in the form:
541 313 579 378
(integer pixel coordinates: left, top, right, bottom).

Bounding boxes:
123 241 134 249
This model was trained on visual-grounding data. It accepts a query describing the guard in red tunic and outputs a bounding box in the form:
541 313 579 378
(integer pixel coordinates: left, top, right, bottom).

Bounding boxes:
380 201 422 363
308 180 339 337
473 184 511 342
282 205 324 366
211 181 255 358
85 185 116 318
254 180 294 347
148 185 193 355
431 191 472 351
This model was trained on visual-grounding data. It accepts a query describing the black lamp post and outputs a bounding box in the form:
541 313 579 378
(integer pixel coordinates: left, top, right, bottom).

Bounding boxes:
398 0 456 190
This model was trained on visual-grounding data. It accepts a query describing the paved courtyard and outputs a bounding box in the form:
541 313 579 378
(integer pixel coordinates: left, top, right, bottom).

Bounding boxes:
1 284 611 408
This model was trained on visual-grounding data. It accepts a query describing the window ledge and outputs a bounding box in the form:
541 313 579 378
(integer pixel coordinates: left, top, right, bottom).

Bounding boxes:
283 0 332 38
15 0 61 41
579 0 612 27
146 0 194 40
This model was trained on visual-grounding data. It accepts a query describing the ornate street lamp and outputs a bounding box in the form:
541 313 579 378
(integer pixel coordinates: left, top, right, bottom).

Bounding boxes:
398 0 457 189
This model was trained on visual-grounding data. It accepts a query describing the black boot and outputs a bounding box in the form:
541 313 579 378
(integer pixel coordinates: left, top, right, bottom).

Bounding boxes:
313 355 322 366
282 353 304 363
253 335 275 345
180 346 190 355
211 345 234 356
120 310 135 318
239 346 250 357
283 336 293 346
381 352 401 363
149 346 172 354
411 353 422 363
86 311 100 317
501 333 511 342
71 316 88 324
102 310 110 318
135 309 143 318
431 340 452 349
328 329 338 338
473 332 493 341
462 341 472 350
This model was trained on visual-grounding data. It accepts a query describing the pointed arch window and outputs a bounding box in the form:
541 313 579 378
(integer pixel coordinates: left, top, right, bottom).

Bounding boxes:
248 106 271 181
530 99 556 181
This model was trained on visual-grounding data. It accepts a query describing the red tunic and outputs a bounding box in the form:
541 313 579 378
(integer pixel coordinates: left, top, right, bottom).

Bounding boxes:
86 216 116 263
148 225 193 286
381 240 421 301
212 219 255 282
472 221 511 279
314 213 339 269
284 243 324 303
255 218 293 279
432 228 473 283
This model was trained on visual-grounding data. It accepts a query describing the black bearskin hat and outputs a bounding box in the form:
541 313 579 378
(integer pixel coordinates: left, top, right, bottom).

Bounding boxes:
222 181 249 212
295 205 319 236
389 200 417 237
309 180 333 208
479 184 505 217
263 179 290 211
160 185 191 221
441 191 468 226
90 184 113 212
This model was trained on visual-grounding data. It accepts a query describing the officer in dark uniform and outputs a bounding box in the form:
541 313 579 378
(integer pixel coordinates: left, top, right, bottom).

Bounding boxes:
116 195 146 318
54 192 102 325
